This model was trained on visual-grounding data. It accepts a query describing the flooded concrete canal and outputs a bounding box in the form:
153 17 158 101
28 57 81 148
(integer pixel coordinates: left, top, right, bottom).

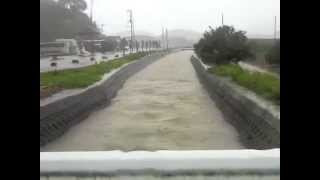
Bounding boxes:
42 50 244 151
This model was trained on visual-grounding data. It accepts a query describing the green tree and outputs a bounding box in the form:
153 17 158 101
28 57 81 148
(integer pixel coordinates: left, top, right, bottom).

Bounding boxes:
265 40 280 65
120 38 128 56
145 41 149 51
152 41 156 49
135 40 140 52
128 40 133 52
194 25 253 64
40 0 97 42
101 39 118 53
141 40 145 51
149 40 152 50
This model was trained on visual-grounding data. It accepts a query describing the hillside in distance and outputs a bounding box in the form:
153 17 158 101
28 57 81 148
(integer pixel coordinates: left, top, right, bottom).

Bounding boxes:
247 31 280 39
151 29 201 48
166 29 202 42
111 30 156 40
111 29 202 48
161 29 202 48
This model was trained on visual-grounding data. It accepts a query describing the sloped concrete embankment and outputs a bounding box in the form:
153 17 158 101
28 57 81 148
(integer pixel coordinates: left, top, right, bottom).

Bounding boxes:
40 53 165 147
190 56 280 149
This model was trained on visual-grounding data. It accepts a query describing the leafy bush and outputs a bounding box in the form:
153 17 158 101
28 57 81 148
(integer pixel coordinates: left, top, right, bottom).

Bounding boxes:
265 40 280 65
194 25 253 65
208 64 280 104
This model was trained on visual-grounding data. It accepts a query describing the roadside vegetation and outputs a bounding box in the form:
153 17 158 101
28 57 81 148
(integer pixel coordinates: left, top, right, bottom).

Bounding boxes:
194 25 253 65
194 25 280 105
246 39 280 71
247 39 269 67
208 64 280 105
265 39 280 65
40 52 147 98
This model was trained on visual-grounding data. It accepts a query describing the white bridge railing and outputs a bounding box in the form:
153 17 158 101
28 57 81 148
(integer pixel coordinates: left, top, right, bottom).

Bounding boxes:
40 149 280 176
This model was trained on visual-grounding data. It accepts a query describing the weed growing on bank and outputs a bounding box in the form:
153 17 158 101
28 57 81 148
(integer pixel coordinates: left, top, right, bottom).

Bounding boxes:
208 64 280 105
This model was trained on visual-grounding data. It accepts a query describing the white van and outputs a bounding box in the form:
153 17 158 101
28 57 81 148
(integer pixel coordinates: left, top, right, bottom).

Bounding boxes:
40 39 80 57
40 42 69 57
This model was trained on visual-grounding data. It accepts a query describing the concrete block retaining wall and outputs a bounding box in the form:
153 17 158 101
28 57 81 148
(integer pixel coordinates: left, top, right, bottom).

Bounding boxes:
190 56 280 149
40 53 166 147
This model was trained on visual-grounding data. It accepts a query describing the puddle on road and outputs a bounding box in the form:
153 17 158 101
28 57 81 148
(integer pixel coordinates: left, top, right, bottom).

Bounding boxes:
42 50 244 151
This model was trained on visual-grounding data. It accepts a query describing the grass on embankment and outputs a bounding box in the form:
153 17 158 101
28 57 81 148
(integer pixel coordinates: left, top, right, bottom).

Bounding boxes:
40 52 147 98
208 63 280 105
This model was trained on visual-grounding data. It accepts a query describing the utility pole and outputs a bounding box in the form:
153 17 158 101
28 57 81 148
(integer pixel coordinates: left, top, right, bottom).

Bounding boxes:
274 16 277 42
166 28 169 51
222 13 224 26
127 9 134 53
133 19 135 52
90 0 94 24
100 24 104 34
162 27 165 50
131 12 135 52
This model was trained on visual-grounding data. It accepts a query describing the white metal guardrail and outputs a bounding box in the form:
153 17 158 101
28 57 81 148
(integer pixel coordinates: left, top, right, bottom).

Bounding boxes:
40 149 280 176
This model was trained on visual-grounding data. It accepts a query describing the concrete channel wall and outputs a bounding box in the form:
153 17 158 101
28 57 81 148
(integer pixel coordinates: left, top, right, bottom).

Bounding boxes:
40 52 166 147
190 56 280 149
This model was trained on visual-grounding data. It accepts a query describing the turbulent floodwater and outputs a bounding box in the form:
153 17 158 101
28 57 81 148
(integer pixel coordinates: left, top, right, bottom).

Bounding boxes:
42 50 243 151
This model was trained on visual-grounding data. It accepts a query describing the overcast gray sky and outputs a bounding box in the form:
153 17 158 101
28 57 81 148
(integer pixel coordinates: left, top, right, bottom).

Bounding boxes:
84 0 280 36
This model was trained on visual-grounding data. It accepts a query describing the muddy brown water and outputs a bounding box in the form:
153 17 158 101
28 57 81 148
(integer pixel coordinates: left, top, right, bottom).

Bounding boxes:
42 50 244 151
